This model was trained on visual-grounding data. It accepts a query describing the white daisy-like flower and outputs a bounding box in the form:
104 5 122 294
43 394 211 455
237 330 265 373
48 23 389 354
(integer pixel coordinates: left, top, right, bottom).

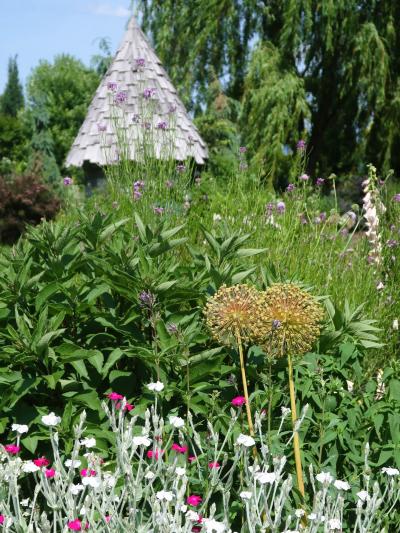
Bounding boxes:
156 490 173 502
169 415 185 428
11 424 28 434
176 467 186 476
334 480 351 490
315 472 334 484
41 412 61 426
203 518 226 533
69 484 84 495
236 434 255 447
65 459 81 468
82 476 101 488
295 509 305 518
132 436 151 447
147 381 164 392
239 491 252 500
144 471 155 480
255 472 276 484
328 518 341 530
22 462 40 473
308 514 317 521
357 490 370 502
80 437 96 448
180 504 187 513
381 467 399 476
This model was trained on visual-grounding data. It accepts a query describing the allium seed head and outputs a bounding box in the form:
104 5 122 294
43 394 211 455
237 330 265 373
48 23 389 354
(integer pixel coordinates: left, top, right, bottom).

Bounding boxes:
259 283 323 356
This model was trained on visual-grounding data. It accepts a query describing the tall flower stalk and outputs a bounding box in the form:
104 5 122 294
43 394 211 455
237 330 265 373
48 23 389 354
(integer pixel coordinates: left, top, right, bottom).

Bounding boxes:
362 164 386 267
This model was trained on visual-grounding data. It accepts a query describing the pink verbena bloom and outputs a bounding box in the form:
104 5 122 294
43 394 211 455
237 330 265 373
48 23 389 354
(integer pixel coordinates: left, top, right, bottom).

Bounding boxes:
171 443 188 454
4 444 20 455
45 468 56 478
67 519 82 531
147 449 164 459
33 457 50 467
80 468 96 477
107 392 123 401
208 462 220 469
231 396 246 406
187 494 202 506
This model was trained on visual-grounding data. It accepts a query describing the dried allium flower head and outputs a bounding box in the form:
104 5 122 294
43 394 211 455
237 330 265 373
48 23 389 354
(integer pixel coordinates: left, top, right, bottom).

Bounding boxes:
260 283 323 356
205 284 264 345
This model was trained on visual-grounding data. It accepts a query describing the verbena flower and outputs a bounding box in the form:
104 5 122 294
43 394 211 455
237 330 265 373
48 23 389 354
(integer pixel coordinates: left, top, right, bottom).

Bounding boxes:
299 173 309 181
259 283 323 356
316 177 324 186
286 184 296 192
205 284 265 345
296 140 306 151
107 81 117 91
63 177 73 186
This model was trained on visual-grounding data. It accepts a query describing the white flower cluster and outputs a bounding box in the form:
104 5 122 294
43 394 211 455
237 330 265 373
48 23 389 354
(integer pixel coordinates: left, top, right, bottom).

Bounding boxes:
362 164 386 267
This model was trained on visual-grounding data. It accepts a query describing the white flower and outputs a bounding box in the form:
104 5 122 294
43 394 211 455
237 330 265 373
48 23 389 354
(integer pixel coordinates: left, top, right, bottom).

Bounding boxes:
70 484 84 495
186 510 200 521
284 530 299 533
132 436 151 447
382 467 399 476
41 412 61 426
145 471 155 480
82 476 101 488
248 464 260 474
103 472 116 488
328 518 341 530
213 213 222 222
80 437 96 448
20 498 30 507
239 491 252 500
316 472 334 484
295 509 305 518
169 415 185 428
255 472 276 484
357 490 370 502
236 434 255 447
79 506 86 516
180 505 187 513
176 467 186 476
393 319 399 331
308 514 317 521
281 407 291 416
22 461 39 473
12 424 28 434
65 459 81 468
203 518 226 532
376 281 384 290
156 490 173 502
334 480 351 490
346 380 354 393
147 381 164 392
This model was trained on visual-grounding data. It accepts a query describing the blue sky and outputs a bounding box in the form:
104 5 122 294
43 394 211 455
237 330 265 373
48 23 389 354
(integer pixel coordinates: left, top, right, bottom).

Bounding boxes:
0 0 134 92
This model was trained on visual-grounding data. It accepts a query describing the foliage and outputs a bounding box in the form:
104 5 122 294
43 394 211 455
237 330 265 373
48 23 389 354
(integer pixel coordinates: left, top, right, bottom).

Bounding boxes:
90 37 113 76
0 56 24 117
26 55 99 172
0 174 60 244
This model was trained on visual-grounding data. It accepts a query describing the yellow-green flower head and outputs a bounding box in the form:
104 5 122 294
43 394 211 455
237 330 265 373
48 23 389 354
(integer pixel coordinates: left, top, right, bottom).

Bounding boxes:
205 284 264 345
260 283 323 356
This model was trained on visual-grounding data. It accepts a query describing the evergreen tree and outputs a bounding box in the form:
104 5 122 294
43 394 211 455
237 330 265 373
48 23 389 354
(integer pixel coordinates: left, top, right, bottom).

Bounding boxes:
1 55 24 117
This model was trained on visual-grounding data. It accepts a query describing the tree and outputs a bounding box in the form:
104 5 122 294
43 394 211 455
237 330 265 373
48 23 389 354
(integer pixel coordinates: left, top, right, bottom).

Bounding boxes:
26 55 99 171
137 1 400 184
91 37 113 76
0 55 24 117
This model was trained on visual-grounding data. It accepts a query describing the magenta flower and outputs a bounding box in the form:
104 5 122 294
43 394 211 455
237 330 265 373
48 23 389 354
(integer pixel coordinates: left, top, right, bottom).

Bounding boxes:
393 193 400 202
80 468 96 478
187 494 202 507
299 173 310 181
63 177 73 186
147 449 164 459
107 81 117 92
114 90 128 104
105 515 111 523
67 519 82 531
156 121 168 130
45 468 56 478
143 87 156 99
231 396 246 407
171 443 188 454
296 139 306 151
0 515 4 525
316 177 325 186
115 401 134 411
4 444 20 455
286 183 296 192
208 462 220 469
107 392 123 401
136 58 145 68
188 455 196 463
33 457 50 467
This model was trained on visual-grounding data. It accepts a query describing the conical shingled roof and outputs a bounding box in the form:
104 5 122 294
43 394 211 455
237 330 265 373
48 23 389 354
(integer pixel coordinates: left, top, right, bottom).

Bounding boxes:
66 17 208 167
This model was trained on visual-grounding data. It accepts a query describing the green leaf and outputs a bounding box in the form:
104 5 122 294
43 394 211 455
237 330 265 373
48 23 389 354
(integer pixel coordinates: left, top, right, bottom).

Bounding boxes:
236 247 267 257
35 281 60 311
99 218 130 242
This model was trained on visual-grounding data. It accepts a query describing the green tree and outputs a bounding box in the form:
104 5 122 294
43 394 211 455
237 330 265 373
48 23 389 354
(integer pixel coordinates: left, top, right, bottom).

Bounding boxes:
138 0 400 184
0 55 24 117
26 55 99 170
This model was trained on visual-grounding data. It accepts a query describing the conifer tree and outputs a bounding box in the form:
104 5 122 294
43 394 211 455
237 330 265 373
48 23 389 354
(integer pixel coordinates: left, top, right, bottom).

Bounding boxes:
1 56 24 117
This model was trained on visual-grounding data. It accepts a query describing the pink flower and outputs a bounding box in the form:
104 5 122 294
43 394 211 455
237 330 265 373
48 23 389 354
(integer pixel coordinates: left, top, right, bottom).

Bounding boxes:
106 392 123 401
33 456 50 467
45 468 56 478
231 396 246 406
171 443 188 454
147 449 164 460
187 494 202 507
115 401 134 411
4 444 20 455
0 515 4 525
80 468 96 477
188 455 196 463
208 462 220 469
105 516 111 523
67 519 82 531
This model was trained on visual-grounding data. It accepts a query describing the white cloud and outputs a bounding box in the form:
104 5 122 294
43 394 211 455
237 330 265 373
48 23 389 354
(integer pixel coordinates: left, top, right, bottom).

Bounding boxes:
89 3 131 18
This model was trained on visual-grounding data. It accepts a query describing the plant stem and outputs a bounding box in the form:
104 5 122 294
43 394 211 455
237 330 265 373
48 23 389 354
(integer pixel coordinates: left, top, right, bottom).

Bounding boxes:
287 351 305 498
235 327 254 436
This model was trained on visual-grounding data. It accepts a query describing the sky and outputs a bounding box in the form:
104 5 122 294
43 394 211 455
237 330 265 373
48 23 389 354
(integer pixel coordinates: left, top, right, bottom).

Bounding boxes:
0 0 134 92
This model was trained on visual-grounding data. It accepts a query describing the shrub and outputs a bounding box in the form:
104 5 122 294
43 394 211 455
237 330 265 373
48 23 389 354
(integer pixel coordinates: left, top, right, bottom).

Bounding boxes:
0 174 60 244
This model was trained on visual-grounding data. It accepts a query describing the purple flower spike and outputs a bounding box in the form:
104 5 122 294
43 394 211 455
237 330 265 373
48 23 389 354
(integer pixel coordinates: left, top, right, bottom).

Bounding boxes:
393 193 400 203
114 91 128 104
153 206 164 215
133 190 142 201
286 183 296 192
63 177 73 186
316 177 325 186
239 146 247 153
136 58 145 68
296 139 306 151
143 87 156 99
299 173 309 181
107 81 117 91
156 121 168 130
276 201 286 214
139 291 155 308
176 163 186 173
